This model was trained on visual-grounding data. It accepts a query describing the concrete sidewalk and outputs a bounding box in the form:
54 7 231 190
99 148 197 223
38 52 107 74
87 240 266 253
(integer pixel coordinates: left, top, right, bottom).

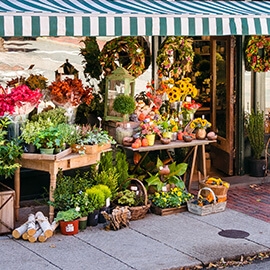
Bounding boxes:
2 193 270 270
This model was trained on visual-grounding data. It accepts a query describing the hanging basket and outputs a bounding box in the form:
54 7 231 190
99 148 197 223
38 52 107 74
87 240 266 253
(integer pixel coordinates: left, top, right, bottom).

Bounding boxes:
120 178 151 221
187 187 227 216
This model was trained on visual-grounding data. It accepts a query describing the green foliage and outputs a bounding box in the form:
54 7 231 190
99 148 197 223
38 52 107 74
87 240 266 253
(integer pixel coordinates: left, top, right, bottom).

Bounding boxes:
30 107 67 125
94 184 112 199
0 117 23 178
77 37 105 121
79 127 116 146
113 94 136 115
115 151 130 188
145 157 188 192
85 186 106 211
117 189 136 206
71 191 91 217
80 37 102 81
91 167 119 201
49 169 92 211
244 106 265 159
54 208 81 222
96 149 130 189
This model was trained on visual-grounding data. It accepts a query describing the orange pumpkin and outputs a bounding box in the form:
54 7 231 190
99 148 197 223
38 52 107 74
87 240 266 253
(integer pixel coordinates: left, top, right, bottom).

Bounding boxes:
132 142 140 149
138 113 145 121
135 138 142 147
141 138 149 147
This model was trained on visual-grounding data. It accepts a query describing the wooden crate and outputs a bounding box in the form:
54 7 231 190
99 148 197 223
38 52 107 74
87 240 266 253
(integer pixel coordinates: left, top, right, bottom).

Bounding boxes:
0 182 15 234
150 205 187 216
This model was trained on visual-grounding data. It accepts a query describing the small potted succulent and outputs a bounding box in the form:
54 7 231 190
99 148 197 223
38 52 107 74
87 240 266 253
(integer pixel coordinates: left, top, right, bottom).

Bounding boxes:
76 126 116 154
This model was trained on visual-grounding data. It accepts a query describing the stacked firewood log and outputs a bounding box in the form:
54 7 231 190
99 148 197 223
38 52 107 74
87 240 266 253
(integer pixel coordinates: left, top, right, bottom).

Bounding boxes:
12 211 58 243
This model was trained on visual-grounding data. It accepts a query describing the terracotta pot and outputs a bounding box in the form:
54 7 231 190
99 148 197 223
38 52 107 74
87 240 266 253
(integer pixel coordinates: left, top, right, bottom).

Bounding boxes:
59 219 79 235
196 129 207 140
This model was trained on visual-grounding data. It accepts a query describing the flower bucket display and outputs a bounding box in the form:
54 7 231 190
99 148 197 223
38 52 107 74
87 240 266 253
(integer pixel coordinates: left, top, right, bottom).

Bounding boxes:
59 219 79 235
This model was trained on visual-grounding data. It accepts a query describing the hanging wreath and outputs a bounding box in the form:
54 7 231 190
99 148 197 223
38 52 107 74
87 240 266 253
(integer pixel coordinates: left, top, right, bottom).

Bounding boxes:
99 36 150 78
156 36 194 79
245 35 270 72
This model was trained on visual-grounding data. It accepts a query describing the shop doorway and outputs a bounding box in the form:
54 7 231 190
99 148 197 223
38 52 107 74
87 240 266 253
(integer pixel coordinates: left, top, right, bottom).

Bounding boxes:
209 36 235 175
193 36 235 175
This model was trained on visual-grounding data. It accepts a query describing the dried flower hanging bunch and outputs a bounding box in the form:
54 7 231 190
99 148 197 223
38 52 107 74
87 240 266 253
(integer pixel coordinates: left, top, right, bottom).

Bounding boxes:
26 74 48 90
48 78 94 107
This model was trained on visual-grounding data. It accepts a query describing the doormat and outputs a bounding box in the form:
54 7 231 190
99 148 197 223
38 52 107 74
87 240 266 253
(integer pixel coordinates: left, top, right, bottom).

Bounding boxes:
218 229 250 239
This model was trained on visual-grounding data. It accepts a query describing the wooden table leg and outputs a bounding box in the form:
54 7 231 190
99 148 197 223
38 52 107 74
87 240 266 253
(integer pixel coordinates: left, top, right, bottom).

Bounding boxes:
188 145 198 191
48 172 57 223
14 168 20 221
197 144 207 181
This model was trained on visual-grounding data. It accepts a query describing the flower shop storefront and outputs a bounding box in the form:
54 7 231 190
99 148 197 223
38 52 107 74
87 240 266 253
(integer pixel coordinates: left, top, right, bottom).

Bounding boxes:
1 0 270 186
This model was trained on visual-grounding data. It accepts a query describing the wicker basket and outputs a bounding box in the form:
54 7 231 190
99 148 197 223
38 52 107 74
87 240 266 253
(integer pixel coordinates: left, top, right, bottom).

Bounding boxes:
121 178 151 221
199 178 229 202
187 187 227 216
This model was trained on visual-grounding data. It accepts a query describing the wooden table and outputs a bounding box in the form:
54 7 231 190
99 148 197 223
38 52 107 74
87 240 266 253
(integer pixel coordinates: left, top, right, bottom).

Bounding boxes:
14 148 102 223
122 139 215 191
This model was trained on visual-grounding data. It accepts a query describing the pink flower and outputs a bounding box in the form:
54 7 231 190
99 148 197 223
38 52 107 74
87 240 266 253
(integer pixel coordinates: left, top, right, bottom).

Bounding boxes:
0 85 42 116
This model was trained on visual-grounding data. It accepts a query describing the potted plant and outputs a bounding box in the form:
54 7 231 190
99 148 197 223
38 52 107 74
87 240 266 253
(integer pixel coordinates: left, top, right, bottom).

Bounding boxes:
54 208 81 235
77 126 116 154
149 186 193 215
113 94 136 144
244 106 266 177
85 185 106 226
49 169 91 212
145 157 188 192
190 117 212 140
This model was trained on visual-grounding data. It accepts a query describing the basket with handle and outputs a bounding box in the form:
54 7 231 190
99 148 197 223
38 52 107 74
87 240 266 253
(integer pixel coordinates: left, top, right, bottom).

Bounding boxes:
199 177 230 202
119 178 151 221
187 187 227 216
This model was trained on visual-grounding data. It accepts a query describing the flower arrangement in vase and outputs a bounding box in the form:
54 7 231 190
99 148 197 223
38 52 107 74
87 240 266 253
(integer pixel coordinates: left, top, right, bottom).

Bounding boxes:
160 77 198 103
158 114 179 139
190 117 212 140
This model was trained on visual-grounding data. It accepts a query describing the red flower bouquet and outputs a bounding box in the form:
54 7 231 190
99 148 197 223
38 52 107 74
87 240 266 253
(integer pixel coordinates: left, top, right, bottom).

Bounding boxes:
0 85 42 116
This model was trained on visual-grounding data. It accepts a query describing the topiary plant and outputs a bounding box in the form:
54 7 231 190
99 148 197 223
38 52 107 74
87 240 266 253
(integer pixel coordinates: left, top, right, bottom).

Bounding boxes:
113 94 136 121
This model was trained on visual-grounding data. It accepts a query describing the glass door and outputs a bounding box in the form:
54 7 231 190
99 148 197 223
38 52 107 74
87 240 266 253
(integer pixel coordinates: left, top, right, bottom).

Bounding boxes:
210 36 235 175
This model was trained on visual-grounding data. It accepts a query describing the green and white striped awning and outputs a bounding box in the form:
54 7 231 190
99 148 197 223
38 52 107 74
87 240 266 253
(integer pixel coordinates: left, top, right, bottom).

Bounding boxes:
1 0 270 37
